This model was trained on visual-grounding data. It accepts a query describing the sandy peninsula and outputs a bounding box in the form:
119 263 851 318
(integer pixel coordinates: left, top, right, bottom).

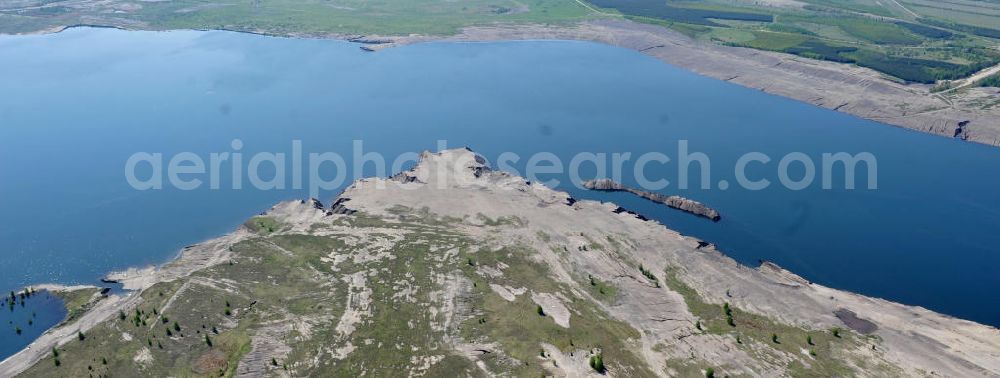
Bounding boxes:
3 148 998 376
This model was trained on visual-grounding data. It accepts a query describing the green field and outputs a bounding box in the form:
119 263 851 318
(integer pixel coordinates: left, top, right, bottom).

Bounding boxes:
586 0 1000 83
980 72 1000 87
0 0 595 36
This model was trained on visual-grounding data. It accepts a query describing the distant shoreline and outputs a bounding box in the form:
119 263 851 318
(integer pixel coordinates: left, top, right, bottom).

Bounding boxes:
11 19 1000 147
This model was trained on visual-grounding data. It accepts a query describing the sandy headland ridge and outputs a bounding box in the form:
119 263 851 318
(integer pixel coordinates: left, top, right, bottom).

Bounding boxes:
2 148 998 376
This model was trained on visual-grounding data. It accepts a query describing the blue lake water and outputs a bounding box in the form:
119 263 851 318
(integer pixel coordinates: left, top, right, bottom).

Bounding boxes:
2 27 1000 358
0 291 67 360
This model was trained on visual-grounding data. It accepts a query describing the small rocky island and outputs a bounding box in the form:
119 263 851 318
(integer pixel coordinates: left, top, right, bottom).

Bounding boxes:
4 149 999 377
582 178 721 221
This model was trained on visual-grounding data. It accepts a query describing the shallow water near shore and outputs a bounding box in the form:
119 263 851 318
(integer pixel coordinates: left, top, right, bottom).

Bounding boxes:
2 27 1000 359
0 291 67 361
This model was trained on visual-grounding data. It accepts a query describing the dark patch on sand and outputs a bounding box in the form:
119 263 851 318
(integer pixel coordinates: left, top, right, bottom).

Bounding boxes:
835 308 878 334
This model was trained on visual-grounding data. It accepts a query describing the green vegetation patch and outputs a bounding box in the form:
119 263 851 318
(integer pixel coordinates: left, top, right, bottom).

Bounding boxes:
612 0 999 83
920 17 1000 39
895 21 953 39
800 0 897 17
662 268 898 376
588 0 773 26
833 18 923 45
17 279 250 377
244 216 283 235
52 287 103 325
458 246 653 376
734 31 812 51
845 49 990 82
978 73 1000 88
132 0 596 36
586 274 619 301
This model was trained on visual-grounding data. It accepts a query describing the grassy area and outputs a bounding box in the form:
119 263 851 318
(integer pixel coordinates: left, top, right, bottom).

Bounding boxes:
661 268 900 376
18 220 361 376
458 245 653 376
590 0 772 26
0 0 597 36
829 18 923 45
902 0 1000 29
802 0 901 17
243 216 283 235
52 287 103 325
979 72 1000 87
587 0 1000 83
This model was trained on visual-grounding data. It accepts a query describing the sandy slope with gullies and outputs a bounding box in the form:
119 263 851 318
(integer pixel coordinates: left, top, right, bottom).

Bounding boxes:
340 148 1000 376
3 148 999 376
368 18 1000 146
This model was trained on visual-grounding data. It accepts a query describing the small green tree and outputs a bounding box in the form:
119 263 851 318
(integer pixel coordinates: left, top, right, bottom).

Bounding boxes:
78 331 85 341
831 328 841 338
173 322 181 332
536 305 545 317
205 334 213 347
102 357 108 365
51 347 59 358
272 357 278 366
695 320 702 331
118 310 126 321
771 334 779 344
807 335 814 345
705 367 715 378
589 354 605 373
